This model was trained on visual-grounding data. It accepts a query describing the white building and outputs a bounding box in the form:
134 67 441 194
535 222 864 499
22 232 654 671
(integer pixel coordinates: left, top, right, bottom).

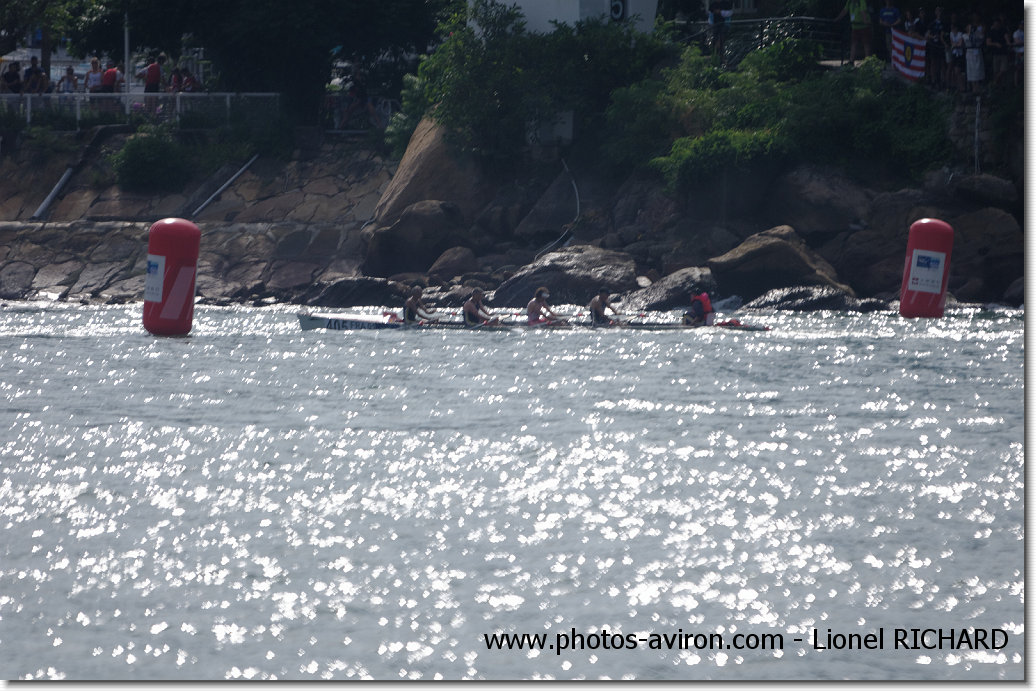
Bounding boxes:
511 0 658 35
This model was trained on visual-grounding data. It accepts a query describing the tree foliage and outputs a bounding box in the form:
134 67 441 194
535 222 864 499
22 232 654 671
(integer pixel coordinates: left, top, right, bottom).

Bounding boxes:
411 0 670 169
598 41 956 189
0 0 81 74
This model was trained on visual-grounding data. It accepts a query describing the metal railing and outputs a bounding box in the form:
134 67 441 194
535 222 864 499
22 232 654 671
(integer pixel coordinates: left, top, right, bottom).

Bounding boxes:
676 16 847 68
0 92 280 130
320 91 399 133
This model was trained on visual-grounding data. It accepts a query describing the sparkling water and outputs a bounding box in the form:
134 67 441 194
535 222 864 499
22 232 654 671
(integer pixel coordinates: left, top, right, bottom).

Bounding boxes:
0 302 1023 680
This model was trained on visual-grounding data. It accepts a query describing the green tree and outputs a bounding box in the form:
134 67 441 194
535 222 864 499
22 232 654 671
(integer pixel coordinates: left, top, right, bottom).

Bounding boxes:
414 0 668 169
0 0 80 78
623 44 956 190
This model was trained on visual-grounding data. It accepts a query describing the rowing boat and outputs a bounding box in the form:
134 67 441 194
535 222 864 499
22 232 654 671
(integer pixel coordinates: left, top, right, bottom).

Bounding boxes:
297 312 769 332
298 312 528 331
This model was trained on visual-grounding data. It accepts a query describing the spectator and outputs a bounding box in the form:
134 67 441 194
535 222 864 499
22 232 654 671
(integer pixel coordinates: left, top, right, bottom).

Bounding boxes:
138 53 166 92
878 0 903 61
985 15 1010 86
836 0 874 63
99 61 118 92
1 62 22 94
56 66 78 94
1010 17 1023 87
907 8 925 39
948 18 966 91
339 70 381 128
708 0 732 65
23 56 46 95
964 14 985 92
181 69 200 92
85 57 104 93
168 67 183 93
925 7 947 88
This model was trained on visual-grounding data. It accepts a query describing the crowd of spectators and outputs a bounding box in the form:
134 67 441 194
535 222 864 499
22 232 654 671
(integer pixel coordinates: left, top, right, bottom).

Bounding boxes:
866 2 1023 91
0 52 203 96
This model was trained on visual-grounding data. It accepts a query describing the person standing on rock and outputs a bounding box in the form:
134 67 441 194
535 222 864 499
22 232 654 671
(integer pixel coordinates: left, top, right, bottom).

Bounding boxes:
527 287 565 326
403 286 437 324
682 285 716 327
463 289 500 326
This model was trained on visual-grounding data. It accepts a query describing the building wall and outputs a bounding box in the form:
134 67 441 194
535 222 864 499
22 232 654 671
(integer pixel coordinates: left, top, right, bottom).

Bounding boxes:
514 0 658 34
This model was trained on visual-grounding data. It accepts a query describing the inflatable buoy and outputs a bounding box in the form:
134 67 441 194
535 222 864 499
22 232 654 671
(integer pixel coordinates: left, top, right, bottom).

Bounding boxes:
143 218 201 336
899 218 953 318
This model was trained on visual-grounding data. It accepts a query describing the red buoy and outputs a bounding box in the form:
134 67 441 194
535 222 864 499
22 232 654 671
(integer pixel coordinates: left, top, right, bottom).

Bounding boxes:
143 218 201 336
899 218 953 318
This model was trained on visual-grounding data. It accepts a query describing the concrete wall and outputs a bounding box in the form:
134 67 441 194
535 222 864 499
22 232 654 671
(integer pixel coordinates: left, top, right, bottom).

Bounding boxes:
513 0 658 34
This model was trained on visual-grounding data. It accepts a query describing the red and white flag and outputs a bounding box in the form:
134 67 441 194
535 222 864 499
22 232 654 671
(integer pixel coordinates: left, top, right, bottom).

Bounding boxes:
891 28 926 81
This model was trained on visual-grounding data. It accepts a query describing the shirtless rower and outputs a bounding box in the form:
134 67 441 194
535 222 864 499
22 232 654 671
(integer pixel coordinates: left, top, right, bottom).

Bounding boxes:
527 286 565 326
588 288 623 327
462 288 500 326
403 286 438 324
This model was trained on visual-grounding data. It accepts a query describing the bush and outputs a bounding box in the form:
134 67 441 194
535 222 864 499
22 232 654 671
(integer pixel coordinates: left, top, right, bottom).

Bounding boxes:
652 127 791 188
737 38 823 82
605 45 954 190
109 125 192 192
384 73 430 158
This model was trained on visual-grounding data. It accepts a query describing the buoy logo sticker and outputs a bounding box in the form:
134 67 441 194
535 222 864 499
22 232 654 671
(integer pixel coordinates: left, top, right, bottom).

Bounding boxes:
144 254 165 303
908 249 945 294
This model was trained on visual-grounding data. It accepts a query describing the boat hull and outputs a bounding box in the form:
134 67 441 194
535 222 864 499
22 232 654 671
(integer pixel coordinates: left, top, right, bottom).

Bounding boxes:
298 313 769 332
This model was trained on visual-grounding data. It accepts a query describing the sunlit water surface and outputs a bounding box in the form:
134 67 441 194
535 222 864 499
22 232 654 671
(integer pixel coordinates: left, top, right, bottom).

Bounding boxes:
0 302 1023 680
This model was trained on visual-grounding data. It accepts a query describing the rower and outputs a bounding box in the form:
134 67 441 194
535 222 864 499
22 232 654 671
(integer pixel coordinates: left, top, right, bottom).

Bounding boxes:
588 288 622 327
462 288 500 326
527 286 565 326
403 285 438 324
682 284 715 326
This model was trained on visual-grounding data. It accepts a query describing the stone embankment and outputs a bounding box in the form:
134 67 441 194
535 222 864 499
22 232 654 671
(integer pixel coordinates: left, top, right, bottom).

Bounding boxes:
0 110 1025 311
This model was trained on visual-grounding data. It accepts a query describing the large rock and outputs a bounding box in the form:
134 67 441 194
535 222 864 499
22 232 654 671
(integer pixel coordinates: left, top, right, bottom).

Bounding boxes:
612 174 682 232
622 267 716 311
0 261 36 299
300 277 407 308
472 185 538 239
818 189 941 297
491 245 638 307
952 173 1020 210
745 285 889 312
708 225 853 301
512 171 579 241
371 117 496 228
362 200 469 277
763 165 872 237
428 246 478 281
949 207 1024 300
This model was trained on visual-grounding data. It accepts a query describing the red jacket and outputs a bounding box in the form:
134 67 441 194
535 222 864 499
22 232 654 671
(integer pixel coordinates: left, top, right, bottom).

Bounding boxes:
145 62 161 86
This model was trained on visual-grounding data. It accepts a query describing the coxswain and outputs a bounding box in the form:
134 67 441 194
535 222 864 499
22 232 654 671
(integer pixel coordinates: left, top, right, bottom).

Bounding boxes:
462 288 500 326
527 286 565 326
588 288 622 327
682 285 715 326
403 286 438 324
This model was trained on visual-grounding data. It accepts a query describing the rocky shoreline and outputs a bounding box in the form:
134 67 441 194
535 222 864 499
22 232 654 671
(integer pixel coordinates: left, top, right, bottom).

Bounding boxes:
0 117 1024 313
